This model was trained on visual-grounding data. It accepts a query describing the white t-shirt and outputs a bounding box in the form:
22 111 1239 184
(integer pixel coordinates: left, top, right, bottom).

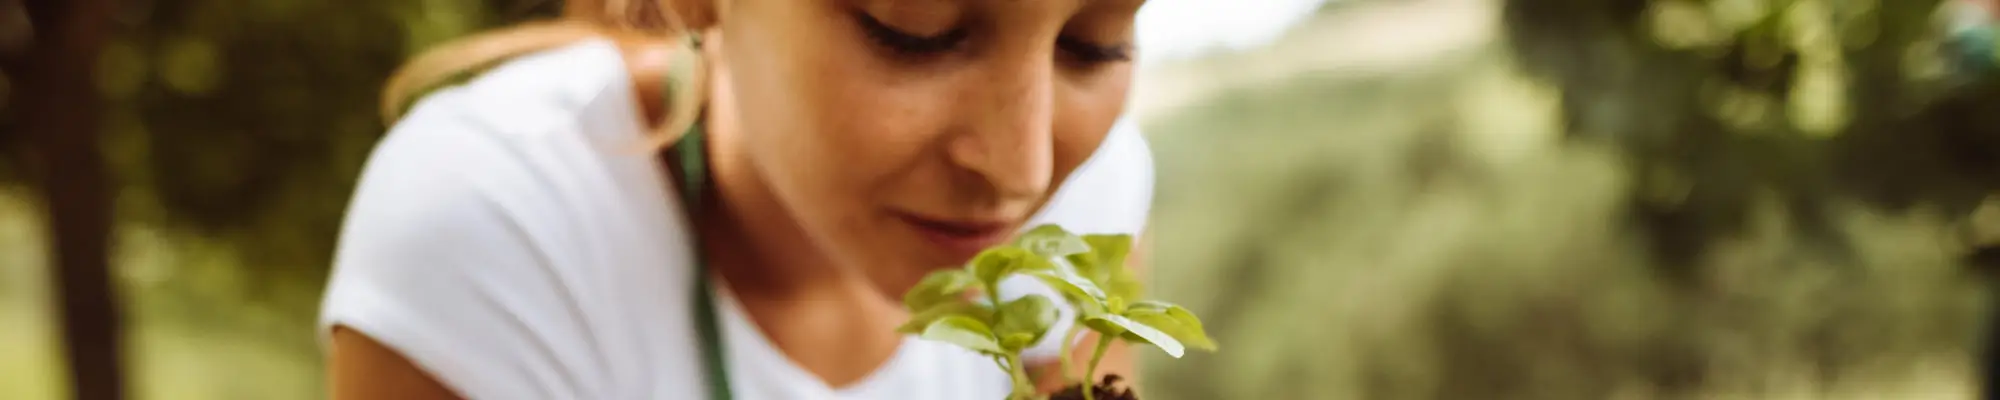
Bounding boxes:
318 39 1155 400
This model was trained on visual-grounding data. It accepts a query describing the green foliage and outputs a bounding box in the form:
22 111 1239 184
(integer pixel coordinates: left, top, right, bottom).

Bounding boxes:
1139 2 1993 398
973 247 1052 289
899 223 1217 399
898 301 990 334
1023 268 1109 316
1499 0 2000 272
1019 225 1093 259
919 315 1008 355
0 0 567 306
2 1 557 397
1085 313 1184 358
1069 234 1143 300
994 295 1061 350
1123 301 1217 352
904 269 981 314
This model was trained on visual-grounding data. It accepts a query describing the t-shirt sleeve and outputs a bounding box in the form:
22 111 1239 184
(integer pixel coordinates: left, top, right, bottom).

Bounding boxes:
1011 118 1157 363
318 111 608 400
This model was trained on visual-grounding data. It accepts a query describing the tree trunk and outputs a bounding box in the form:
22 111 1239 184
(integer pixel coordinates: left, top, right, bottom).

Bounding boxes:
19 0 124 398
1987 306 2000 400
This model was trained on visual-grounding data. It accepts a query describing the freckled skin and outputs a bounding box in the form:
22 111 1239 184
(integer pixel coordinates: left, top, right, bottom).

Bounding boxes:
704 0 1136 297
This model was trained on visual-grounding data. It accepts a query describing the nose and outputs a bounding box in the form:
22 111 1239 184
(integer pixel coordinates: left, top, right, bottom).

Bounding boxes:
945 48 1056 202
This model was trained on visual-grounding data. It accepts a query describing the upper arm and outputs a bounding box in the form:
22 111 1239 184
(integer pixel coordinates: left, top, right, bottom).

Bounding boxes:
329 328 462 400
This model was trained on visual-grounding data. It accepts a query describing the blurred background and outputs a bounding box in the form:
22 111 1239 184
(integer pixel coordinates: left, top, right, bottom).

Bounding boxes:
6 0 2000 398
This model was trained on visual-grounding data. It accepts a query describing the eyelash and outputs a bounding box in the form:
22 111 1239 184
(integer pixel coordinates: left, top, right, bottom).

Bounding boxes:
857 13 967 57
1058 37 1133 64
854 12 1132 65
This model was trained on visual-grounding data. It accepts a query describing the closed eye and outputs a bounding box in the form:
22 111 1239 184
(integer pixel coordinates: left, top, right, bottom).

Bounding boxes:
855 12 968 57
1058 37 1134 65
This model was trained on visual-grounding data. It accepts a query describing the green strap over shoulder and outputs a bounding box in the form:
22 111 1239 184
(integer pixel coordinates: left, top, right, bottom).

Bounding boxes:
664 32 734 400
680 124 731 400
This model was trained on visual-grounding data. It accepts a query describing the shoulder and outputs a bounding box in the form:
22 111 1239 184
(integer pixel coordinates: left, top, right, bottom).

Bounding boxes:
338 37 683 269
396 38 645 150
1029 119 1155 237
349 38 680 251
320 38 702 399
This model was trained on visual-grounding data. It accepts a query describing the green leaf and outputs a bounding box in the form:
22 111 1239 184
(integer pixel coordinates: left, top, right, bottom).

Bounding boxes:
1018 254 1058 273
897 301 993 335
1077 234 1133 271
970 246 1055 287
1016 224 1090 258
1082 315 1126 337
992 295 1059 349
1072 296 1109 319
1001 332 1039 350
1086 314 1186 358
1067 234 1143 299
903 269 980 313
1103 272 1144 302
919 315 1004 354
1023 269 1108 307
1064 235 1127 278
1124 301 1218 351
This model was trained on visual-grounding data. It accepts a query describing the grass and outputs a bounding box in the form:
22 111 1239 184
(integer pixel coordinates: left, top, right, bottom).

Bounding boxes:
0 191 323 400
0 308 66 400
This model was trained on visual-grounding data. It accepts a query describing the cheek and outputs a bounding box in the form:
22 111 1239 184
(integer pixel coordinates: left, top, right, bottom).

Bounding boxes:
801 72 950 187
1049 65 1135 190
727 27 945 224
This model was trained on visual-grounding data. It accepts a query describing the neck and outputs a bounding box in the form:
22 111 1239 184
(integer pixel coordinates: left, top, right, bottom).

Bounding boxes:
695 62 854 299
693 167 852 298
689 36 909 387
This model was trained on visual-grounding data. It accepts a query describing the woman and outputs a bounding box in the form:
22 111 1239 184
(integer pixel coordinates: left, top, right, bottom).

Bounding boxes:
320 0 1155 398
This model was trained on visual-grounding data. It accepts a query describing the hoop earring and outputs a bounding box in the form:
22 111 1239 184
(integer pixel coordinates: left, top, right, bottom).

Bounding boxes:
649 32 708 149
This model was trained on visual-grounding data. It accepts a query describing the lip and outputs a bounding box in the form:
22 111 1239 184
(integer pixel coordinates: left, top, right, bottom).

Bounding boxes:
896 212 1017 260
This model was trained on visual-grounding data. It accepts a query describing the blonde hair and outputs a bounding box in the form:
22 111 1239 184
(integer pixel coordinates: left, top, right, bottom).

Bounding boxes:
379 0 712 145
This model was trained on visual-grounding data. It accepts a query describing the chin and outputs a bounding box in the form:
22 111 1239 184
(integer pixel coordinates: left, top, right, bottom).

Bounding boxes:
845 222 985 299
867 266 932 301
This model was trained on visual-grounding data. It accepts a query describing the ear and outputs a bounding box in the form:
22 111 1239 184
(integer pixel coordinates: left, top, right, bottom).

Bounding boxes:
621 34 708 150
663 0 719 30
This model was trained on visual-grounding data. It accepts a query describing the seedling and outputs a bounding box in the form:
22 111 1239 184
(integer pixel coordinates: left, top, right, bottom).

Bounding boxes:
898 224 1217 400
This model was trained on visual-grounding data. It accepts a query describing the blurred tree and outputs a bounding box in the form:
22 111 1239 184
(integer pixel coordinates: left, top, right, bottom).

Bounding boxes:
0 0 578 395
0 0 24 185
1500 0 2000 395
14 0 125 398
0 0 559 393
1503 0 1998 275
39 0 557 308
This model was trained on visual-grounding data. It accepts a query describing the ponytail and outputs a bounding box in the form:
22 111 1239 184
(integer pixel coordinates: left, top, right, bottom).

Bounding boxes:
379 0 715 140
378 21 604 122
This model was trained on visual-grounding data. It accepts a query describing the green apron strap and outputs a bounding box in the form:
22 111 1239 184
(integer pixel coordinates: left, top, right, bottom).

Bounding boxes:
675 125 731 400
663 32 734 400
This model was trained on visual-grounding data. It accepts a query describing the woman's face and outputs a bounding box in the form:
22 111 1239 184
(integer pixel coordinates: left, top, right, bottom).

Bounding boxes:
707 0 1140 295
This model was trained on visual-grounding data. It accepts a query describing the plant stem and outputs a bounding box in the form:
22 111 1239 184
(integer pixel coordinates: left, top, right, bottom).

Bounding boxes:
1082 337 1114 400
989 288 1036 399
986 286 1004 312
1056 322 1084 382
1004 353 1036 400
992 355 1013 374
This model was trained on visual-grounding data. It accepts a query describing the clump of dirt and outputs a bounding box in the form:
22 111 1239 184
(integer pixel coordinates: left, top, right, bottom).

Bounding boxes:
1049 374 1138 400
